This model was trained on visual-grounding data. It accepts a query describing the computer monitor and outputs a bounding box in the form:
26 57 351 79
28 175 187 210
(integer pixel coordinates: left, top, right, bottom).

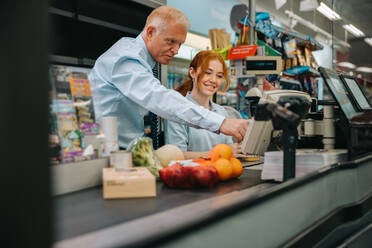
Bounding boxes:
339 74 372 112
241 90 311 155
319 67 360 121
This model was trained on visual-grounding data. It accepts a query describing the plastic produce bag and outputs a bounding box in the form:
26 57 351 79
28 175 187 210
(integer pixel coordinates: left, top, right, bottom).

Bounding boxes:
127 137 163 177
159 162 219 189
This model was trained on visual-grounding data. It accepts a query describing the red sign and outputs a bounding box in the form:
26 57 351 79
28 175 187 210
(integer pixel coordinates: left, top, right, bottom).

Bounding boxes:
227 45 258 60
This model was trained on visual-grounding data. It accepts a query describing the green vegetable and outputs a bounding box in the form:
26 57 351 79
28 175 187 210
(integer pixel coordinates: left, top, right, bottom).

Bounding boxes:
128 137 162 177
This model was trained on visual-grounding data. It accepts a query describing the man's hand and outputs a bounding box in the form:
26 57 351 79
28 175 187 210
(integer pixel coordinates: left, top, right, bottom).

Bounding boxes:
229 142 242 155
219 118 250 142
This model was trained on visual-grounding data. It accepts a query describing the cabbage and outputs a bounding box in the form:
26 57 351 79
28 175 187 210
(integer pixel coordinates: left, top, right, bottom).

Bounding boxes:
128 137 162 177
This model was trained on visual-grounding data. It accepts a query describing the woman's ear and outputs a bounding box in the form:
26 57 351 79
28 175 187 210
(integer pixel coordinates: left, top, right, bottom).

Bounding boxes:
189 67 196 81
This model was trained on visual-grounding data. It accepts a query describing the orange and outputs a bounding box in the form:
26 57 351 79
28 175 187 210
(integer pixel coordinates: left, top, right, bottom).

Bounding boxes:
214 158 233 181
230 157 243 178
210 144 233 162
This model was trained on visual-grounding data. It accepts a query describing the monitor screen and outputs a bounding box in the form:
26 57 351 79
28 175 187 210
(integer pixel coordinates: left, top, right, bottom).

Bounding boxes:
246 60 277 70
341 76 372 111
245 56 282 75
319 67 359 121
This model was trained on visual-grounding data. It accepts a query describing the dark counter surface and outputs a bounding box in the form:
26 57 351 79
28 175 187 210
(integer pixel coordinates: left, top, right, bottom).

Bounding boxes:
53 154 372 248
54 164 268 241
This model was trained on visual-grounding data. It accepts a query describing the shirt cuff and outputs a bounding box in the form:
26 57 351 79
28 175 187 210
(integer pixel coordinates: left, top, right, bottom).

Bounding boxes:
201 110 225 133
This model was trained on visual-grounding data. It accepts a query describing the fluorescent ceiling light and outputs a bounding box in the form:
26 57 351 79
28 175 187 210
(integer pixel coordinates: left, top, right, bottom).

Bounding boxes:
338 62 356 69
343 24 365 37
285 10 350 48
317 2 341 21
356 67 372 73
365 37 372 47
300 0 319 12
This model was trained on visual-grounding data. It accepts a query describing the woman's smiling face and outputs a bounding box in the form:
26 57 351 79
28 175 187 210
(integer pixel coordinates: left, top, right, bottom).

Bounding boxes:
191 59 224 97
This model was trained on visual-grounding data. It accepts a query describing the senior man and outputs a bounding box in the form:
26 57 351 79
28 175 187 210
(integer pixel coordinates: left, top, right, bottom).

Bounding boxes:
89 6 249 149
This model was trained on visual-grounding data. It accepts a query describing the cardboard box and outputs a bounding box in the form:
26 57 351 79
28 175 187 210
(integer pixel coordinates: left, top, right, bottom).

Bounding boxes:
103 167 156 199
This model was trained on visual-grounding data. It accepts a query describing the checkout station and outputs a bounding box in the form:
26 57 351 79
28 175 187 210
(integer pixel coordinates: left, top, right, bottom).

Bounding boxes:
4 1 372 247
52 55 372 248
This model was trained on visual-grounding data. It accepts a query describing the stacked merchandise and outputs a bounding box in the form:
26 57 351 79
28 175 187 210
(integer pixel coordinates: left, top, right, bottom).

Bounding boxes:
281 38 320 97
49 65 100 164
254 13 321 97
261 149 347 181
209 28 232 59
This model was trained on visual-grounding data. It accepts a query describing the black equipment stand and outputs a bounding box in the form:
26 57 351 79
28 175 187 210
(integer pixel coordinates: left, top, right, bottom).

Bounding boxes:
256 96 311 181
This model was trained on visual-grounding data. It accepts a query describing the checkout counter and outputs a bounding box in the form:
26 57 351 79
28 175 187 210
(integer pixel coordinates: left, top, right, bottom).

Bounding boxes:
53 158 372 248
53 66 372 248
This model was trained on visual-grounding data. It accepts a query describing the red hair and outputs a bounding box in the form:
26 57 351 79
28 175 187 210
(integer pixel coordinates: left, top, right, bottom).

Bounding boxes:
176 50 230 96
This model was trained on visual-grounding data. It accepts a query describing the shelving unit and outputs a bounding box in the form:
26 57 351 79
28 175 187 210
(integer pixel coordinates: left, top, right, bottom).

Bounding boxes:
49 0 152 62
271 24 323 51
284 66 320 77
47 0 159 180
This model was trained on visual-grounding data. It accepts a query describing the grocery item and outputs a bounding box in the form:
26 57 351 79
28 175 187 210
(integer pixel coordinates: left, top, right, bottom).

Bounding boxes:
284 39 297 58
110 150 132 170
208 144 233 162
159 163 219 189
128 137 162 177
237 26 250 46
296 49 306 66
103 167 156 199
304 47 311 67
230 158 243 178
207 144 244 180
160 143 245 188
214 158 233 180
235 153 261 161
155 144 184 167
101 116 119 156
285 58 292 70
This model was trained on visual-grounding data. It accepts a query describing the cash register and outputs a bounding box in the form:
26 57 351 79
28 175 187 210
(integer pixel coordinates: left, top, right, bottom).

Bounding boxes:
241 56 312 180
241 62 372 180
241 89 312 155
242 55 312 156
319 67 372 159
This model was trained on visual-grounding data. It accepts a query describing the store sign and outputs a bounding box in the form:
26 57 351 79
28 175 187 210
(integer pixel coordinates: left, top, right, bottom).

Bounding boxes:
227 45 258 60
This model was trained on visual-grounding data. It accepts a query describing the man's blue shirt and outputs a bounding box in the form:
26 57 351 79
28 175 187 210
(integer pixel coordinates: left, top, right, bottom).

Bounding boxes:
89 34 225 148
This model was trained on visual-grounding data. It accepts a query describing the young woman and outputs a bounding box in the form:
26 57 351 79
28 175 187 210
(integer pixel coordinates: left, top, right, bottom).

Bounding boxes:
165 50 241 159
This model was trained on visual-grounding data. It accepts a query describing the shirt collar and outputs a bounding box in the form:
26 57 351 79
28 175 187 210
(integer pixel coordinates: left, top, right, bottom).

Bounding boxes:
136 33 156 69
185 92 217 112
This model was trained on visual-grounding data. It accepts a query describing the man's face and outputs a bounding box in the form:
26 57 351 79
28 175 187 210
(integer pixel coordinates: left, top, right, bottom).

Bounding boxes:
145 22 187 65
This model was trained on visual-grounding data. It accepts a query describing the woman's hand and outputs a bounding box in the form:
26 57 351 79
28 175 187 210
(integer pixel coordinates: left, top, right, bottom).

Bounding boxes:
229 143 242 155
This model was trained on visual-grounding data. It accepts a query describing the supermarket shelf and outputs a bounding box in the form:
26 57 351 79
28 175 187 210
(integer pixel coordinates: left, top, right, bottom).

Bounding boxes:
271 25 323 51
280 77 301 86
50 54 95 67
49 6 141 35
283 66 320 77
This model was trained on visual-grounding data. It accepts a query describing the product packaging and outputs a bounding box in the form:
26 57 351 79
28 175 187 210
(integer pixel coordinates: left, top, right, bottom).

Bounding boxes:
103 167 156 199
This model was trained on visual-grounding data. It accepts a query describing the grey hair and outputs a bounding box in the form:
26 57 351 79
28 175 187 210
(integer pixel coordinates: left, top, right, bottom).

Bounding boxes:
144 6 190 33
